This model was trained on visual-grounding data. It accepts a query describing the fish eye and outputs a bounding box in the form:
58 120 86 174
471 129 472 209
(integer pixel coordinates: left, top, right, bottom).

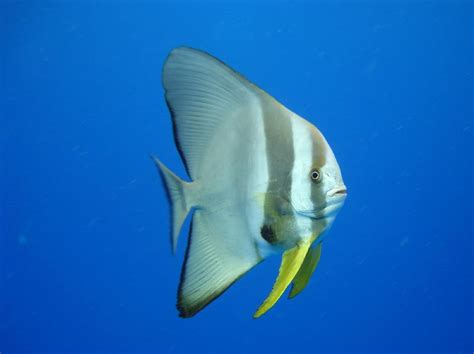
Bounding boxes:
310 169 321 183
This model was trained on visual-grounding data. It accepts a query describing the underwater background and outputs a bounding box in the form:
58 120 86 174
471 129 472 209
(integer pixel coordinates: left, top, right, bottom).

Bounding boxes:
1 1 473 353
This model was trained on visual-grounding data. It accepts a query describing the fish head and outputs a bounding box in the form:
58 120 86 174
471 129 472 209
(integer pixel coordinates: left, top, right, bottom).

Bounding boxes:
289 118 347 237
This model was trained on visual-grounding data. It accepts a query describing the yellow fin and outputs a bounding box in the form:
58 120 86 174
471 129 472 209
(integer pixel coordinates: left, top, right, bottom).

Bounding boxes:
254 192 266 209
288 243 322 299
253 240 311 318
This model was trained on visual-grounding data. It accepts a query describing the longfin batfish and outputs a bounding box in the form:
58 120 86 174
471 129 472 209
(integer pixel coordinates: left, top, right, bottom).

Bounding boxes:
153 47 347 318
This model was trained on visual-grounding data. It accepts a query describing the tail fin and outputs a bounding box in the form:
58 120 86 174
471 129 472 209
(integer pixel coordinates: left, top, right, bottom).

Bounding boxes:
152 157 191 253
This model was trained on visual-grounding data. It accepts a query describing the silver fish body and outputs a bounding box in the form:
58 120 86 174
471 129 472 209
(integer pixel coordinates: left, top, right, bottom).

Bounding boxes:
153 47 346 318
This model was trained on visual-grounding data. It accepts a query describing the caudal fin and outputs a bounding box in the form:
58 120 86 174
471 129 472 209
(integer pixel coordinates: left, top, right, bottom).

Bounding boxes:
152 157 191 253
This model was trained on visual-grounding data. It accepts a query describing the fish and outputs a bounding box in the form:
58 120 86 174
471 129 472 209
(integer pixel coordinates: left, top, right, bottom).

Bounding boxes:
153 47 347 318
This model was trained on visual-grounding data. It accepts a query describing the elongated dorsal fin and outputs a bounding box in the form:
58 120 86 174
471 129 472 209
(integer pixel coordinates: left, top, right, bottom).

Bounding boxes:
162 47 261 180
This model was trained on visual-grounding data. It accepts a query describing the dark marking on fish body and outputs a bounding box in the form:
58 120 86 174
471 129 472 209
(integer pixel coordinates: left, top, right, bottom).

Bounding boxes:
310 126 329 214
261 96 295 247
261 224 277 244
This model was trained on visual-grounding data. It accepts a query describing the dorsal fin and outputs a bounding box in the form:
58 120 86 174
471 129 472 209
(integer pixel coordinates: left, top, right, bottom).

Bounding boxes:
162 47 261 180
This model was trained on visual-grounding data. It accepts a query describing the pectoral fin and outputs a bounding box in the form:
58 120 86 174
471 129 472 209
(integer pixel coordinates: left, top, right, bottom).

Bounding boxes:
288 243 322 299
253 240 311 318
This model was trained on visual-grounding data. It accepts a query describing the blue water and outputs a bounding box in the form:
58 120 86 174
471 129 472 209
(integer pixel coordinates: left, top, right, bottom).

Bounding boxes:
1 1 473 353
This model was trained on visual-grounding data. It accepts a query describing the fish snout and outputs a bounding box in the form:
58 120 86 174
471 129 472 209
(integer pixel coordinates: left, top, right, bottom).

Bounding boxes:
327 185 347 198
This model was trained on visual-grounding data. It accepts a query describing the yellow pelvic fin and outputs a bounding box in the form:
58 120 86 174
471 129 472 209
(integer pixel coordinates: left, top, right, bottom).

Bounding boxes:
288 243 322 299
253 240 311 318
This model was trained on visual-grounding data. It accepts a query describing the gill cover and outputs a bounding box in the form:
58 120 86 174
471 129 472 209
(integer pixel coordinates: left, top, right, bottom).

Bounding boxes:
253 240 312 318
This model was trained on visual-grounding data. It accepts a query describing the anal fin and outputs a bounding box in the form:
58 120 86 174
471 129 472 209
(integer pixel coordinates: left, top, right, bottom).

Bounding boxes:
178 210 261 317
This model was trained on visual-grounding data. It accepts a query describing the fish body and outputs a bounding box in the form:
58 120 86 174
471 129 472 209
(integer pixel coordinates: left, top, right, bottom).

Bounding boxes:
154 47 347 318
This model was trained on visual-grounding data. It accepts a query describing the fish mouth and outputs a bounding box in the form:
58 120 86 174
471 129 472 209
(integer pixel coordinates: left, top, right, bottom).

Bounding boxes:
295 186 347 220
327 186 347 198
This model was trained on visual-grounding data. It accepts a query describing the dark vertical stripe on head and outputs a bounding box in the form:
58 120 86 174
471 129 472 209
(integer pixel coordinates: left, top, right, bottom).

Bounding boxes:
310 127 329 212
